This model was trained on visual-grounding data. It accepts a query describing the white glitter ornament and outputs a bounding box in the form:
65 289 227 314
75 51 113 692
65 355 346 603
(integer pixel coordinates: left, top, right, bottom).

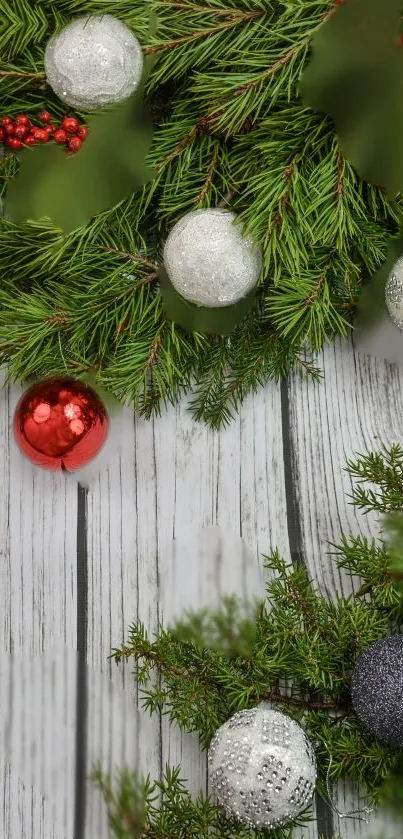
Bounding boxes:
385 256 403 331
208 708 317 829
44 15 143 111
163 208 262 308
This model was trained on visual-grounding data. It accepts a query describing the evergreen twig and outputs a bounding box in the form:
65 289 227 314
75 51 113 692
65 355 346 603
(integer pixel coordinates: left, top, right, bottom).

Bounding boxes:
103 446 403 837
0 0 402 424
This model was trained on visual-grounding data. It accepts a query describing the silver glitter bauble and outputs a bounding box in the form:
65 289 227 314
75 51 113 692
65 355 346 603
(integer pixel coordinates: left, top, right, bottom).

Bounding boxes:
163 208 262 308
44 15 143 111
208 708 317 829
351 634 403 747
385 257 403 331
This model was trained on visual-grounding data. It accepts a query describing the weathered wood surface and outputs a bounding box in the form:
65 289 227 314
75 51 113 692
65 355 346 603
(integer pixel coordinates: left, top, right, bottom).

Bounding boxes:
0 337 402 838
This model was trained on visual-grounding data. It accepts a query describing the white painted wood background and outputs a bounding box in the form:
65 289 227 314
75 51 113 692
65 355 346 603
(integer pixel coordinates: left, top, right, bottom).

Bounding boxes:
1 337 403 839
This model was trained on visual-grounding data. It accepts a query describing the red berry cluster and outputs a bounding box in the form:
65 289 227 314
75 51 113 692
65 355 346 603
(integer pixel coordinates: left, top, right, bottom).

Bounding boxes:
0 111 89 154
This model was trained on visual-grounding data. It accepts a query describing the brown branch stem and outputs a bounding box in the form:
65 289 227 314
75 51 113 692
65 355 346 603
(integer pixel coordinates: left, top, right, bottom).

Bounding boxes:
0 70 45 79
143 10 262 54
146 334 163 369
262 687 348 712
197 143 219 204
156 0 265 14
119 647 348 713
97 245 160 272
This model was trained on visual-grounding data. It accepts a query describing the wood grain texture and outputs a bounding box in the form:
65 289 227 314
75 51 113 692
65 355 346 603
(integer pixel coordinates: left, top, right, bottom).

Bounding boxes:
288 337 403 839
0 341 402 838
0 380 78 839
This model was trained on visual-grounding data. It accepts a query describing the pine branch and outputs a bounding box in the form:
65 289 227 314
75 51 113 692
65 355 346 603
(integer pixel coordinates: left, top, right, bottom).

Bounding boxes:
0 0 402 425
100 445 403 835
345 444 403 513
93 763 301 839
111 551 390 749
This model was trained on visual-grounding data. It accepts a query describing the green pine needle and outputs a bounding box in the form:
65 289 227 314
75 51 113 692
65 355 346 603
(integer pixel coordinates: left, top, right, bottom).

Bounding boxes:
1 0 402 426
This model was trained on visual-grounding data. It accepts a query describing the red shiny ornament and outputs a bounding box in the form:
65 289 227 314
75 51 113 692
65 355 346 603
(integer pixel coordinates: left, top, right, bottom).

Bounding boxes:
14 378 109 471
67 136 82 154
61 117 80 134
77 125 89 140
53 128 68 144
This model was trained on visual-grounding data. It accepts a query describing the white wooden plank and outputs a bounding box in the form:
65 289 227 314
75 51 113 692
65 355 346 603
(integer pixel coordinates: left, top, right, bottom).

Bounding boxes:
288 337 403 839
84 407 161 838
1 765 62 839
2 336 400 839
0 381 78 839
288 337 403 596
83 382 292 833
0 647 77 838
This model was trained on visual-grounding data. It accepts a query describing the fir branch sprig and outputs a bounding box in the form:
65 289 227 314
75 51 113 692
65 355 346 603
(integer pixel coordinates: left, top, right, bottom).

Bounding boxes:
346 443 403 513
97 445 403 838
109 445 403 824
1 0 403 424
111 549 391 767
92 763 304 839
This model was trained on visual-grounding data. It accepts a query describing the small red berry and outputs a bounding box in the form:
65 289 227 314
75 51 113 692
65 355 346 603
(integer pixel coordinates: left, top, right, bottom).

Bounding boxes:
53 129 68 144
1 116 13 126
61 117 80 134
15 114 30 126
24 135 37 146
67 136 82 154
44 124 56 135
4 123 15 135
0 127 4 142
31 127 49 142
6 137 22 150
38 110 51 124
14 125 28 139
76 125 89 140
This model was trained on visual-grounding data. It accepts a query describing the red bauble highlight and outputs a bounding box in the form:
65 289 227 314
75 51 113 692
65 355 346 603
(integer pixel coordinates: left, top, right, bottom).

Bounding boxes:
14 378 109 471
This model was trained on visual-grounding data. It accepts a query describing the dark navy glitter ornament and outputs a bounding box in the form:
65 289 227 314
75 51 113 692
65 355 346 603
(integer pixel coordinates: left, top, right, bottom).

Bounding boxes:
351 635 403 747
